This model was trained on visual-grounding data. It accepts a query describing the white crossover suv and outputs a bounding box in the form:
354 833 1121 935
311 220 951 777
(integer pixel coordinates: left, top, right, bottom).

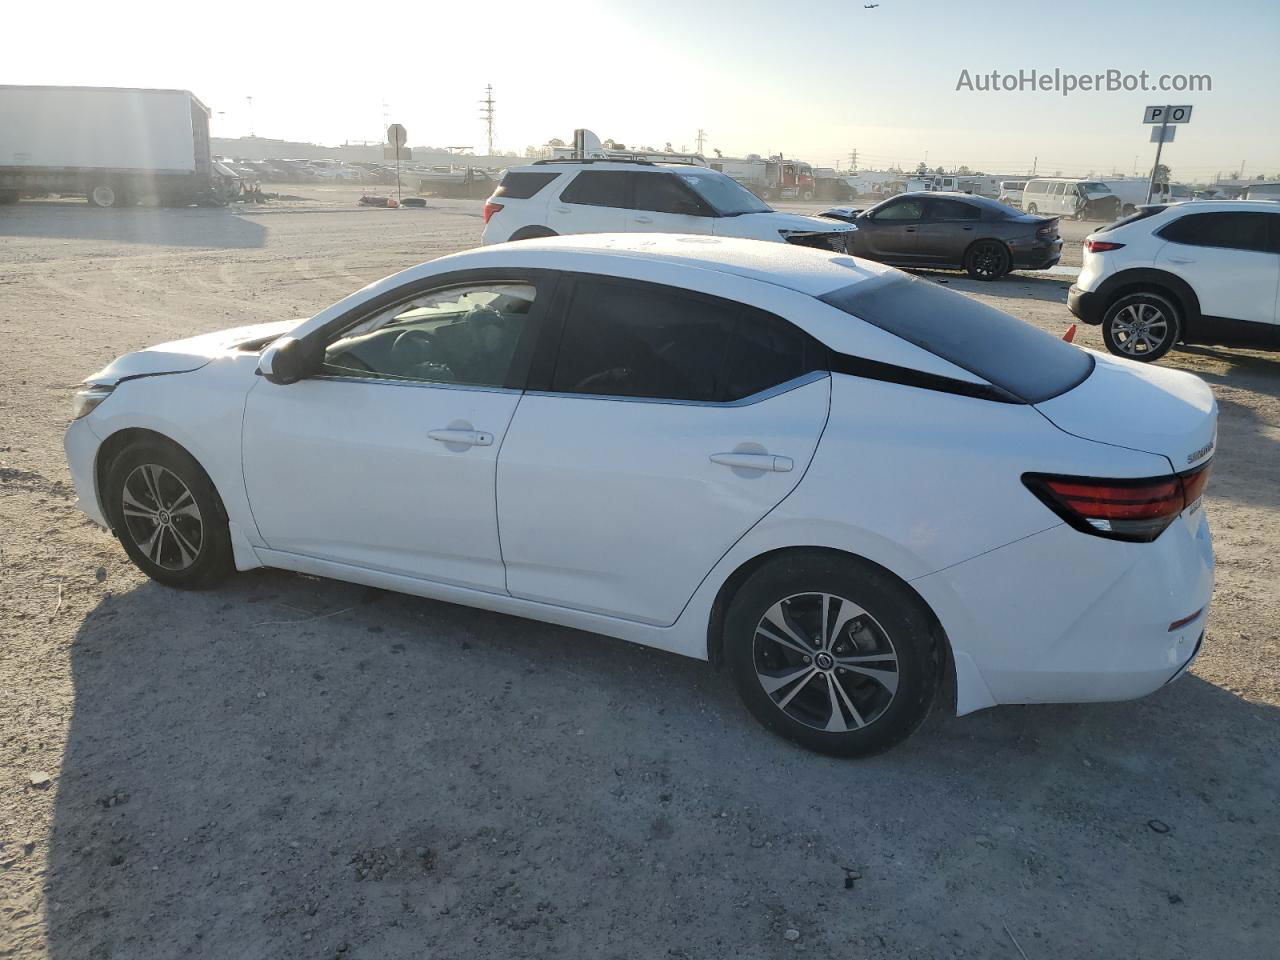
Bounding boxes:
480 159 855 252
1069 200 1280 361
66 235 1215 756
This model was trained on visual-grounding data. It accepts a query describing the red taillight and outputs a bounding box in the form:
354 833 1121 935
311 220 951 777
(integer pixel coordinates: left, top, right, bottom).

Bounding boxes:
1023 462 1211 542
1085 239 1125 253
483 200 504 224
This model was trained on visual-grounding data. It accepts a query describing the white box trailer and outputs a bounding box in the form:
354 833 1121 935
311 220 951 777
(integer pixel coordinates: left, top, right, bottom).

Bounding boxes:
0 85 225 207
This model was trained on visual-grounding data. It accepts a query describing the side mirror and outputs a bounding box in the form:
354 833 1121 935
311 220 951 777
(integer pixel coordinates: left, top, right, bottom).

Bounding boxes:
257 336 310 385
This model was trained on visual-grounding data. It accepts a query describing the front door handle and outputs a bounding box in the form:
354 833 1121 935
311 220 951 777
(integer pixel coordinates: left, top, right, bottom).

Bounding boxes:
710 452 794 472
1167 256 1195 264
428 429 493 447
904 227 916 232
633 215 654 224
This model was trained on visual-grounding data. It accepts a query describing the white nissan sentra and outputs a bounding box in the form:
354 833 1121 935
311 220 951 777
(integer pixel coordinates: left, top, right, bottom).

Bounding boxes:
64 235 1216 756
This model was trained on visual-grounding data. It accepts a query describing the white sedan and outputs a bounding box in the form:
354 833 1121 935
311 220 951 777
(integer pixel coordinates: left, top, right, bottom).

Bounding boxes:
65 235 1217 756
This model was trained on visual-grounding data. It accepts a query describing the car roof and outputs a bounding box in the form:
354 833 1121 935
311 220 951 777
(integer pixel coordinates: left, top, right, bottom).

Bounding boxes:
1161 199 1280 213
429 233 894 297
507 161 707 173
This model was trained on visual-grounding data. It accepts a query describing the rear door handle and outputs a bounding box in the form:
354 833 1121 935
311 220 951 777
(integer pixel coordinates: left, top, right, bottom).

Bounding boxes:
710 452 794 473
633 216 654 223
554 206 570 214
904 227 916 233
428 429 493 447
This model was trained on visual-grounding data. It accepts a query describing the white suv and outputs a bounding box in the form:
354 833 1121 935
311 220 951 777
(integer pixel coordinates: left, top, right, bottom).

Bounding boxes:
1069 200 1280 361
481 159 855 252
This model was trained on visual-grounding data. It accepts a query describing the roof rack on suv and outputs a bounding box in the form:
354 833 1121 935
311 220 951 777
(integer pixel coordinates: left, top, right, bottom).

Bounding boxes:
530 157 706 167
532 158 655 166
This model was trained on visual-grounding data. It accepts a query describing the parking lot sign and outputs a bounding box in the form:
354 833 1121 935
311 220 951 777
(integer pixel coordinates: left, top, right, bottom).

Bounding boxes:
1143 105 1193 124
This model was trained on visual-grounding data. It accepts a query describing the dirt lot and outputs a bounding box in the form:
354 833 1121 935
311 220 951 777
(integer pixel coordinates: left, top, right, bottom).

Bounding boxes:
2 190 1277 960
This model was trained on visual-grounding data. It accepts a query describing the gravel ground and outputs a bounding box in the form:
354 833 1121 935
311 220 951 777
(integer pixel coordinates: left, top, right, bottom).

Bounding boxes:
1 190 1277 960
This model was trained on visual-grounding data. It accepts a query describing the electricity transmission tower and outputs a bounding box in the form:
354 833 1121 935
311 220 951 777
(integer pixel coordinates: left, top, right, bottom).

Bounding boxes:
695 128 708 154
479 85 496 156
848 148 858 172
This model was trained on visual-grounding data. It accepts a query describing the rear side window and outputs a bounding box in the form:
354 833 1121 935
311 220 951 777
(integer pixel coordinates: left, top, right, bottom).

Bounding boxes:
1158 212 1275 253
551 278 822 403
633 173 708 216
819 273 1094 404
494 171 560 199
926 198 979 221
559 171 632 208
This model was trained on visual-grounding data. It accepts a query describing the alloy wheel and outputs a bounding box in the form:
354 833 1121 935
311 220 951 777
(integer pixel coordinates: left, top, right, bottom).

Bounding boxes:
753 592 899 732
120 464 204 571
971 243 1005 279
1111 302 1170 356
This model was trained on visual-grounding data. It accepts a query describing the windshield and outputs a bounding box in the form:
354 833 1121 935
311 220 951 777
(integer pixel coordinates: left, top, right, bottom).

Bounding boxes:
1080 182 1112 194
675 171 772 215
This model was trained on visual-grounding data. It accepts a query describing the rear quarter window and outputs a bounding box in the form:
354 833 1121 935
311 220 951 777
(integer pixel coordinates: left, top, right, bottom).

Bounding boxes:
819 273 1094 404
494 171 561 199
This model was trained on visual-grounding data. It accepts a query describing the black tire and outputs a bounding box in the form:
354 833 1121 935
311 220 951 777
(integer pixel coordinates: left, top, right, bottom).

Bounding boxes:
104 439 234 589
1027 203 1038 215
963 239 1011 281
724 552 942 757
508 225 558 242
1100 290 1181 362
1122 204 1137 216
0 189 19 205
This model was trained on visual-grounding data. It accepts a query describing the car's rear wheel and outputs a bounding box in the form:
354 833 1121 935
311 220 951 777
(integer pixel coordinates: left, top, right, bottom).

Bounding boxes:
1026 203 1038 214
1101 291 1180 362
724 553 941 757
508 225 558 242
964 239 1011 280
88 183 120 208
104 439 233 588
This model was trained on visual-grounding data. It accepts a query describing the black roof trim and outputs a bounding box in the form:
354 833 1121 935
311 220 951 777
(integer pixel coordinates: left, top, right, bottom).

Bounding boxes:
828 351 1023 404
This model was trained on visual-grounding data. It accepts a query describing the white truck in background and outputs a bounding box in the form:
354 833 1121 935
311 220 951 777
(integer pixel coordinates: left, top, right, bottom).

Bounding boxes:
0 85 228 207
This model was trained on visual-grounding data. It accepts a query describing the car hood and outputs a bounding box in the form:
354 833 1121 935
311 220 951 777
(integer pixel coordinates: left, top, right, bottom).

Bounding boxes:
715 211 857 239
1034 350 1217 470
84 319 300 386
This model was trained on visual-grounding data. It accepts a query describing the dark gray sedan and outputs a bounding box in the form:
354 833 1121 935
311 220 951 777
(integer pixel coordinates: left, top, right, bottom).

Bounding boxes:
820 192 1062 280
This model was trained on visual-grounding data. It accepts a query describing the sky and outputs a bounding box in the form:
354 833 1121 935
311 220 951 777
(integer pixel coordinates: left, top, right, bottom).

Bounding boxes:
8 0 1279 181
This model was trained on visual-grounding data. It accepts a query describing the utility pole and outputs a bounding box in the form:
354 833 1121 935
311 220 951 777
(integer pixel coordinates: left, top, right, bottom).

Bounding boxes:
1031 155 1037 176
479 85 496 156
246 96 255 138
1146 105 1171 203
695 128 707 154
848 148 858 173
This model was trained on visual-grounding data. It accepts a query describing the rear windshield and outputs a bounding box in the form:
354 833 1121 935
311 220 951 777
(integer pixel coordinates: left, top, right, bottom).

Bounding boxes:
1096 205 1165 233
819 273 1094 404
494 171 560 199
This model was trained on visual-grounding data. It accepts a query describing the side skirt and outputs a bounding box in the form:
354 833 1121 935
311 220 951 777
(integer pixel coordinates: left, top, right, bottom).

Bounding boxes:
252 547 702 660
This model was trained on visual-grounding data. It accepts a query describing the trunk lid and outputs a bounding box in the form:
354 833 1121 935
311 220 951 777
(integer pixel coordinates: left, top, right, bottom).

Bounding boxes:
1034 350 1217 471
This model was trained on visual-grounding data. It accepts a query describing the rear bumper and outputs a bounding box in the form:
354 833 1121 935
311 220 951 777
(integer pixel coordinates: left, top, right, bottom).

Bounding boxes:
1012 238 1062 271
1067 284 1107 325
913 509 1214 713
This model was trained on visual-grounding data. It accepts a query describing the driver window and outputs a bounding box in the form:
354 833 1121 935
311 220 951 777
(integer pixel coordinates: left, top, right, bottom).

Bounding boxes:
873 199 924 221
322 282 536 388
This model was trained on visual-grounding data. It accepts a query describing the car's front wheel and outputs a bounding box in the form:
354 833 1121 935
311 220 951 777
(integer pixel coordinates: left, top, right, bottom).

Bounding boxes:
724 552 942 757
104 438 234 588
1101 291 1181 362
